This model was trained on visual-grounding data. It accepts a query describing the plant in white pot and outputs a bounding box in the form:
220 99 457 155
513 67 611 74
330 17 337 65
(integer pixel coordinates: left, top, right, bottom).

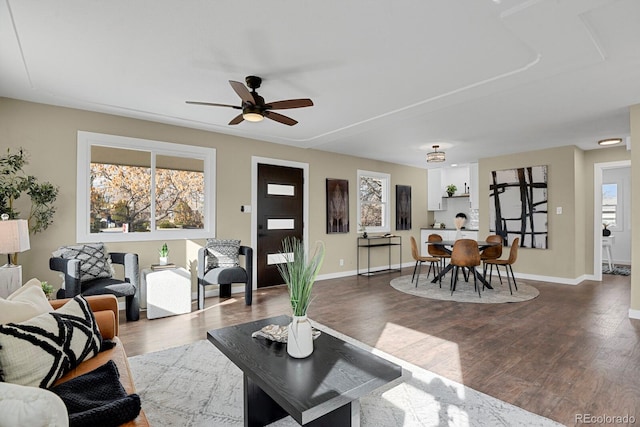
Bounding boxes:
158 243 169 265
276 237 325 358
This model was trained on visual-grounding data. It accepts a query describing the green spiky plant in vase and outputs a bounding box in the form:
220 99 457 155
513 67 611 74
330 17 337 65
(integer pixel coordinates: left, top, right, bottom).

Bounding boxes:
276 237 325 358
158 243 169 265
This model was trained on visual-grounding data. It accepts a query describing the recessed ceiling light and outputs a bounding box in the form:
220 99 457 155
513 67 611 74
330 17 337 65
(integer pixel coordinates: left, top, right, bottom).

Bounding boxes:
598 138 622 146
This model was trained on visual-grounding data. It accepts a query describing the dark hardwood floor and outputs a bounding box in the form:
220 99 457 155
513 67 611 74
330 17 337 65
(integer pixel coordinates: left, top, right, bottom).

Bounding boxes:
118 268 640 426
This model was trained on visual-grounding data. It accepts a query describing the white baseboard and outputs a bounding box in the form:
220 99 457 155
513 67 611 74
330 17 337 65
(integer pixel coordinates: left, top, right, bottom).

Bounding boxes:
629 309 640 320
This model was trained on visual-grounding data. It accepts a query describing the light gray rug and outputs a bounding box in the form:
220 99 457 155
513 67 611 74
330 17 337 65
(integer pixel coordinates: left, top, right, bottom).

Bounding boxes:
129 324 560 426
390 274 539 304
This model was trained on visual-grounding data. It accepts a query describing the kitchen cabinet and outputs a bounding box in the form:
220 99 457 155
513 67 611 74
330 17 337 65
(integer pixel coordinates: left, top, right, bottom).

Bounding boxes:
427 169 446 211
469 163 479 210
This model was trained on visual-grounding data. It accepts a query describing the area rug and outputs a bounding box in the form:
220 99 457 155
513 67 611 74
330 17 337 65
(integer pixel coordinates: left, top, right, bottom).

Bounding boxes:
390 274 539 304
129 326 561 426
602 264 630 276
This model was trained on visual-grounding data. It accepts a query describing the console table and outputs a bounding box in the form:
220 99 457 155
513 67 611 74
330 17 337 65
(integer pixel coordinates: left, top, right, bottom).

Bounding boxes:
357 236 402 276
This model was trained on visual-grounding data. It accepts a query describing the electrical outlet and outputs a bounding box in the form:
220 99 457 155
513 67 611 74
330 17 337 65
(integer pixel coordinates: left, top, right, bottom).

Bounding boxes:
339 259 344 267
556 207 562 215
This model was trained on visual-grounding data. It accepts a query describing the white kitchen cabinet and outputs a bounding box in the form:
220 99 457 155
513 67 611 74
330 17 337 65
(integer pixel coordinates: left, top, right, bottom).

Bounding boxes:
427 169 446 211
442 167 470 195
469 163 479 210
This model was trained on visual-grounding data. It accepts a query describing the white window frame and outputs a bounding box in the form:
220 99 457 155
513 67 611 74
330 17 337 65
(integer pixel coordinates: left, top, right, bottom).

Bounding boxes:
357 169 391 233
602 182 619 229
76 131 216 243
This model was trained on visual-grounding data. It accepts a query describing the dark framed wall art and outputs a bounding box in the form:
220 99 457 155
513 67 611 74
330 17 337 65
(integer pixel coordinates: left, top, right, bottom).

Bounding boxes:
396 185 411 230
326 178 349 233
489 165 548 249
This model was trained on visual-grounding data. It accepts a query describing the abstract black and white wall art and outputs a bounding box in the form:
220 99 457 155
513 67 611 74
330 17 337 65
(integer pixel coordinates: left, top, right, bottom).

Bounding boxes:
489 165 548 249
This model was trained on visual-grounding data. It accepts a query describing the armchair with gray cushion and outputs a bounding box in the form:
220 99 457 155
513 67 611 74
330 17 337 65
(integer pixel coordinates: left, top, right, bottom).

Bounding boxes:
197 241 253 310
49 245 140 321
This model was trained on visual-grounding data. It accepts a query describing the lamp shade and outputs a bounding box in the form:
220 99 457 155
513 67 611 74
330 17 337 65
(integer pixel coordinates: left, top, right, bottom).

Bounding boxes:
0 219 30 254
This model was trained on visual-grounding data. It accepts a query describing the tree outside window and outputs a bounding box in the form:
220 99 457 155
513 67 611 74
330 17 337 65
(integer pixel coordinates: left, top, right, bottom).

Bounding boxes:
358 170 390 232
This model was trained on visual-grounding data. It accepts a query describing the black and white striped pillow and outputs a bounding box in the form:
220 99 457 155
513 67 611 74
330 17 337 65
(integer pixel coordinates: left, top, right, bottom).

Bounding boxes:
0 295 102 388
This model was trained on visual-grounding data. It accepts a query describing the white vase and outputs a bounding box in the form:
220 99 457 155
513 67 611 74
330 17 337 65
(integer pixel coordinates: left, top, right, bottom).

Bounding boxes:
287 315 314 358
159 256 168 265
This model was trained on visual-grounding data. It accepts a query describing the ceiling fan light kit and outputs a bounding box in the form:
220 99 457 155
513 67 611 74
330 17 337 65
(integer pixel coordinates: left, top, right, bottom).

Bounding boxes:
186 75 313 126
426 145 446 163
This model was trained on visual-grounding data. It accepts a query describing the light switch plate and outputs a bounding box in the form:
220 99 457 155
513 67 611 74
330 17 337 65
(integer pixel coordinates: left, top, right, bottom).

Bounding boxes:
556 207 562 214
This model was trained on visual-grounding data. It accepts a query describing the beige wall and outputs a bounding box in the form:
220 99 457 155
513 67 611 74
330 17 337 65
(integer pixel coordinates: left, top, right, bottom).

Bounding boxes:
479 144 631 280
3 97 636 308
1 98 429 290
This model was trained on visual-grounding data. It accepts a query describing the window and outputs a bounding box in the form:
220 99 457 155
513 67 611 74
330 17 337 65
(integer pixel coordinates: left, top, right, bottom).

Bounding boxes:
602 183 617 228
77 131 215 243
357 170 390 233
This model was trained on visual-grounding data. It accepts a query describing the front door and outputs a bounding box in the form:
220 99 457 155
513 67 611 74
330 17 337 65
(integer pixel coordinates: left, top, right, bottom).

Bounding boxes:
257 163 304 288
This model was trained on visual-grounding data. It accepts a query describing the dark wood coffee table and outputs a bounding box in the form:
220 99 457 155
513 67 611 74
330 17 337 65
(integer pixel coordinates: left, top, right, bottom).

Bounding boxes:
207 315 402 426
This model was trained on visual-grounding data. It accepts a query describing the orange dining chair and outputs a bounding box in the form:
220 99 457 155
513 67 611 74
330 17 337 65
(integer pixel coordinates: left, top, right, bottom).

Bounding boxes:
449 239 482 298
484 237 520 295
410 236 441 287
428 233 450 270
480 234 503 279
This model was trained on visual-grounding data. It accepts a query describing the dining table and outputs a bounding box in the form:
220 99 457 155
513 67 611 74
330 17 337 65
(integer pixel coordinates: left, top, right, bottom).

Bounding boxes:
428 240 500 289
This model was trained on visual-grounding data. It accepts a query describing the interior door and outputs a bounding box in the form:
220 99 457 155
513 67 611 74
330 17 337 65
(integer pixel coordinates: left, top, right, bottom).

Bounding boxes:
257 163 304 288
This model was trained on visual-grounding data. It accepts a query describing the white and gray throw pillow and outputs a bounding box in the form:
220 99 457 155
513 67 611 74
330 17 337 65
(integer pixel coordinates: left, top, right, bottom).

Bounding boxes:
205 239 241 269
52 243 113 283
0 295 103 388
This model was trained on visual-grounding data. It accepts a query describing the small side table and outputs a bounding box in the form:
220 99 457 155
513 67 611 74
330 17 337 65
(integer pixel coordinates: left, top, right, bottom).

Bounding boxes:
141 267 192 319
0 265 22 298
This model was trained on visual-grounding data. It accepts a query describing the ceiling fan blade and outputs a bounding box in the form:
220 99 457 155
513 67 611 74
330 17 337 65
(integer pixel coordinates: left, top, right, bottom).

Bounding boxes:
265 99 314 110
264 111 298 126
229 80 255 105
186 101 240 109
228 114 244 125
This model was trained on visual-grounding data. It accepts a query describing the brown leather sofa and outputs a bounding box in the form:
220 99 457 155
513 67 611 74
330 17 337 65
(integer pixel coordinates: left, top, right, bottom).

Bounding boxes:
51 295 149 426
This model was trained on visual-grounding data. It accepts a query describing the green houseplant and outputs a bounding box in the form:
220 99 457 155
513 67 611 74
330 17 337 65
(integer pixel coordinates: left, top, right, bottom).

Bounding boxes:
276 237 325 358
0 148 59 234
158 243 169 265
446 184 457 197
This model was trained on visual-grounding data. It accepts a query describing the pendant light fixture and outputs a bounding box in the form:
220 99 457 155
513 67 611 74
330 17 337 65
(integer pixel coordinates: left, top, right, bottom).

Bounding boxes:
426 145 445 163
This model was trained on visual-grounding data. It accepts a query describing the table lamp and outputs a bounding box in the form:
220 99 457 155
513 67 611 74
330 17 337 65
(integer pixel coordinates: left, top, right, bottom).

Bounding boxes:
0 214 31 267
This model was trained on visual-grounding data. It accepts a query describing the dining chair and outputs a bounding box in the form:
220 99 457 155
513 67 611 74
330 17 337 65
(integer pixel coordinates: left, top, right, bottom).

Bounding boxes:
480 234 503 279
483 237 520 295
410 236 441 287
449 239 482 298
427 234 451 274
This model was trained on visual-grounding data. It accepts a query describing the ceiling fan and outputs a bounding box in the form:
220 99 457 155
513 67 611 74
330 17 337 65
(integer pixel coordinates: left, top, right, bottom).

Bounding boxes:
186 76 313 126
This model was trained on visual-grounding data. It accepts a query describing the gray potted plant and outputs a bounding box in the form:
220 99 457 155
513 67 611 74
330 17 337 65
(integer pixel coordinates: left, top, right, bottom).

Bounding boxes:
276 237 325 358
446 184 457 197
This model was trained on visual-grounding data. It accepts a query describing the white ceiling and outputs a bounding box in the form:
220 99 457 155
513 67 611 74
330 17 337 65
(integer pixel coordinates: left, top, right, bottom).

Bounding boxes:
1 0 639 168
